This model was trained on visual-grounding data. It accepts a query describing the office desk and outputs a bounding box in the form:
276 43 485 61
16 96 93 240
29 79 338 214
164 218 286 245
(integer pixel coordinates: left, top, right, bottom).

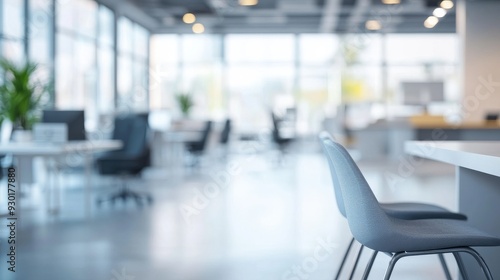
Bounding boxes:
405 141 500 279
152 130 201 167
0 140 122 216
354 120 500 160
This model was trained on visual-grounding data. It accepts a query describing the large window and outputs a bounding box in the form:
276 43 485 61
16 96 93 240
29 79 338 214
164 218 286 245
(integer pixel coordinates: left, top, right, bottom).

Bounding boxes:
97 6 115 114
55 0 98 121
150 35 180 111
297 34 338 133
0 0 150 132
151 33 459 135
117 17 150 112
29 0 52 67
1 0 25 63
225 34 295 131
385 34 459 103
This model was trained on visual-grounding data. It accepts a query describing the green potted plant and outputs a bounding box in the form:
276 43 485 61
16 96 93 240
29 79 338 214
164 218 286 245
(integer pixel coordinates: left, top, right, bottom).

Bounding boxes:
0 59 47 141
175 93 194 118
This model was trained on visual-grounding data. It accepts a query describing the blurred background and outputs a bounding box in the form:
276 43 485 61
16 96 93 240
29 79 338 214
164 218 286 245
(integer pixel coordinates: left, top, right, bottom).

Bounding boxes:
0 0 499 279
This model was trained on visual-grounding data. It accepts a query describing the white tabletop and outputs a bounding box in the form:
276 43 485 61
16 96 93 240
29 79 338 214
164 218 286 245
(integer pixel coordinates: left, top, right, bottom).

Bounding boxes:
405 141 500 177
0 140 123 156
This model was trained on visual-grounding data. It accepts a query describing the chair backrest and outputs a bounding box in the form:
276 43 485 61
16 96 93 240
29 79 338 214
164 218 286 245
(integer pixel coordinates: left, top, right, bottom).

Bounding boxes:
318 132 346 217
271 112 281 141
199 120 212 150
321 137 395 250
219 119 231 144
113 115 149 157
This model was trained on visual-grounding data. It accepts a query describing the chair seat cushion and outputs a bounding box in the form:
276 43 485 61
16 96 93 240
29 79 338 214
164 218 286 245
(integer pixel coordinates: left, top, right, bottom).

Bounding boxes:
360 218 500 253
381 202 467 220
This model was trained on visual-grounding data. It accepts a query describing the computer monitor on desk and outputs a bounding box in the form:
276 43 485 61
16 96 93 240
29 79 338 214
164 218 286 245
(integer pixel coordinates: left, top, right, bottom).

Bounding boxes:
402 81 444 105
42 110 86 141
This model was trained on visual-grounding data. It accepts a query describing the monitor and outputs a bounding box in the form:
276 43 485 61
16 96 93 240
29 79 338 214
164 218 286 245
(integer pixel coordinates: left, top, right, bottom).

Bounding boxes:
42 110 86 141
402 81 445 105
485 113 499 122
33 123 68 143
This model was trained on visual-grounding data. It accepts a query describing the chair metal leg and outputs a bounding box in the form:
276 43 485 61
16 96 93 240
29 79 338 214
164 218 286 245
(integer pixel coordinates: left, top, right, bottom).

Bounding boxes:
384 252 403 280
382 247 493 280
361 250 378 280
460 247 494 280
349 244 364 280
438 254 452 280
452 252 469 280
335 237 355 280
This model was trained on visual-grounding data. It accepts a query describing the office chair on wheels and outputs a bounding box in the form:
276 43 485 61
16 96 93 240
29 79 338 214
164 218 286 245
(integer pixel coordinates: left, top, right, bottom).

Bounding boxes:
184 120 212 166
319 132 468 280
96 114 152 207
271 112 293 153
320 137 500 280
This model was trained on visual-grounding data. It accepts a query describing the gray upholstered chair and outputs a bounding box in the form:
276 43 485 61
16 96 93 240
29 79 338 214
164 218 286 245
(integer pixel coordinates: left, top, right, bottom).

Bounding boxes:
321 137 500 280
319 132 466 279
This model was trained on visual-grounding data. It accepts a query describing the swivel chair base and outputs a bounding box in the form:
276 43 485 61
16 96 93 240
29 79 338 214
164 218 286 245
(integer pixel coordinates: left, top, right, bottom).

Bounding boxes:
97 181 153 207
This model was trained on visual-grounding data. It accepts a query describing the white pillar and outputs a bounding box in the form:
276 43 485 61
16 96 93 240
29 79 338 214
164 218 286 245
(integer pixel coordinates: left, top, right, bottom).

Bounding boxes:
459 0 500 122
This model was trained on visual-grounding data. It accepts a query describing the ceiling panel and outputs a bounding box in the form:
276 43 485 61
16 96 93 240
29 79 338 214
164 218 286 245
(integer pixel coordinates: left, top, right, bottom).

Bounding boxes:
111 0 457 34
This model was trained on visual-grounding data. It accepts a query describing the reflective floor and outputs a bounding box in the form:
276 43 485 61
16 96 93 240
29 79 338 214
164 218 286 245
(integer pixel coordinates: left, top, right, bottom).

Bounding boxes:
0 141 460 279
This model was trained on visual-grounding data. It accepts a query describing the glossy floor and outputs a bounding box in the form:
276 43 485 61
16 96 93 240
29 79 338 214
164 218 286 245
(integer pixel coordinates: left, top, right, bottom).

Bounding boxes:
0 143 461 279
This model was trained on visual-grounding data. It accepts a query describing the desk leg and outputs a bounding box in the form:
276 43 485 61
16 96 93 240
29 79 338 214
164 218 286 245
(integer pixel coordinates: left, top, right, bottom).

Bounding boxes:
15 156 35 225
84 153 92 218
47 158 61 215
457 167 500 279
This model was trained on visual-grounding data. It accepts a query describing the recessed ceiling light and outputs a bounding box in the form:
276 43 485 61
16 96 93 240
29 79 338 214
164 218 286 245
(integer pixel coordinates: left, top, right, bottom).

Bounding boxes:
192 23 205 34
440 0 454 10
424 16 439 28
382 0 400 4
433 7 447 18
183 13 196 24
365 20 382 31
239 0 258 6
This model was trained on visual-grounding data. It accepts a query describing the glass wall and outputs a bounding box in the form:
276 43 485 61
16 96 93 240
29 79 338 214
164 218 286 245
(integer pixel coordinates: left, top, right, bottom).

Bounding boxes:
225 34 295 131
151 33 459 135
117 17 149 112
150 34 223 119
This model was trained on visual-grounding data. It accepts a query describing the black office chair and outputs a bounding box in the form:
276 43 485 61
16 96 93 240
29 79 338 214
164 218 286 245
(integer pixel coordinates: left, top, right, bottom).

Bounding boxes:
219 119 231 145
185 120 212 165
271 112 293 153
218 119 231 159
96 114 152 206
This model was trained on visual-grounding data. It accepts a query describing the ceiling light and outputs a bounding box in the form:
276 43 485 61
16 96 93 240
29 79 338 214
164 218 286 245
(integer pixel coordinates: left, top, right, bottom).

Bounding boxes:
183 13 196 24
433 7 447 18
381 0 400 4
424 16 439 28
365 20 382 31
239 0 258 6
192 23 205 34
440 0 454 9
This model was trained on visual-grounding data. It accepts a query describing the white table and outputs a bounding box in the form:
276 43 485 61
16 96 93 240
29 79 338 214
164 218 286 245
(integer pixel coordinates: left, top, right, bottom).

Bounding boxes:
405 141 500 279
0 140 122 217
152 130 201 167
